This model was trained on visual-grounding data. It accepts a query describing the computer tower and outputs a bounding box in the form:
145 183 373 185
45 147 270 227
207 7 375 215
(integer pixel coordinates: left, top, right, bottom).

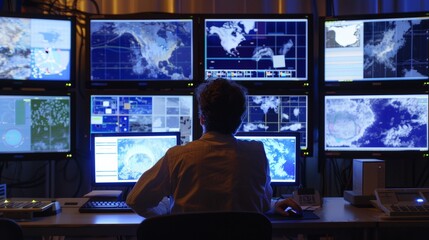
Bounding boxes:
353 159 385 195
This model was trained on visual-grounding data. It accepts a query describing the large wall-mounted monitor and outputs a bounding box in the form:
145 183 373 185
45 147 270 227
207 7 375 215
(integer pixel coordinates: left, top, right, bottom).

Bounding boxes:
321 12 429 89
235 132 300 186
0 13 75 89
202 14 312 88
91 132 180 186
323 93 429 158
90 93 194 145
87 13 196 89
236 94 311 156
0 93 74 161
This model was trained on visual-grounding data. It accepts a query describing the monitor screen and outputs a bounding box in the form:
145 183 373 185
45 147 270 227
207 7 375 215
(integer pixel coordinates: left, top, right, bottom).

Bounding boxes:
90 94 193 145
0 94 73 160
323 12 429 86
323 93 428 157
0 13 74 88
237 94 309 153
88 14 195 89
203 14 310 86
235 132 300 186
91 132 180 185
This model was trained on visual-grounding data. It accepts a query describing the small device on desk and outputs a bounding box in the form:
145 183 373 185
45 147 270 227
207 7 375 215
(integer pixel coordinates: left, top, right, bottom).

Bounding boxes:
79 190 133 213
374 188 429 219
0 199 62 221
292 188 321 210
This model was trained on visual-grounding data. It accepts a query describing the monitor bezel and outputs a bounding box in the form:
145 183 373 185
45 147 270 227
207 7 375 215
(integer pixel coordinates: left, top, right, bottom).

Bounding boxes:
320 11 429 91
90 131 180 187
0 12 76 90
235 131 301 187
86 12 198 90
200 13 313 90
0 91 75 161
320 90 429 159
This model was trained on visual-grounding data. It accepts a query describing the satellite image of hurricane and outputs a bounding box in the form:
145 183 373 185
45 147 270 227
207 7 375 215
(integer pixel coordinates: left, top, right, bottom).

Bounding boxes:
325 95 428 150
117 137 176 181
0 17 71 80
90 20 193 80
238 95 307 148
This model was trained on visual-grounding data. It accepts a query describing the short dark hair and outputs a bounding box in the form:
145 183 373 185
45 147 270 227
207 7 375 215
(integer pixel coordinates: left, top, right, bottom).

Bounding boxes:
196 78 248 134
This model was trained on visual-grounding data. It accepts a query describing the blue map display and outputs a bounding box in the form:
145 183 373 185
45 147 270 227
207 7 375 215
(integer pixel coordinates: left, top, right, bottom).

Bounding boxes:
325 95 428 151
236 136 298 183
364 19 429 79
238 95 308 149
205 19 308 80
90 19 193 81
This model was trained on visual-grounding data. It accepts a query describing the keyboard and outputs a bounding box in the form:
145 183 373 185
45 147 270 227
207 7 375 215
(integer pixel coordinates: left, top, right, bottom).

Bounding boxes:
374 188 429 219
79 200 134 213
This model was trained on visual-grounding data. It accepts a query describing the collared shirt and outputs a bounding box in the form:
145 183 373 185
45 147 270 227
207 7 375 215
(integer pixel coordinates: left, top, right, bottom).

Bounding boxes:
126 131 273 217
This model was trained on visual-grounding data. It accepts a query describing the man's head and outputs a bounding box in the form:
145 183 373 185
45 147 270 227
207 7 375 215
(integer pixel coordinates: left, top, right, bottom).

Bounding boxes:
195 78 248 134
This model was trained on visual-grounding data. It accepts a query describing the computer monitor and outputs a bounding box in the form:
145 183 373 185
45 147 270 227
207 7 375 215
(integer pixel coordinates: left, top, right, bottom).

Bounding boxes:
91 132 180 185
0 93 74 161
236 94 310 155
323 93 429 158
321 12 429 89
0 13 75 89
203 14 311 88
235 132 300 186
87 13 196 89
90 94 194 145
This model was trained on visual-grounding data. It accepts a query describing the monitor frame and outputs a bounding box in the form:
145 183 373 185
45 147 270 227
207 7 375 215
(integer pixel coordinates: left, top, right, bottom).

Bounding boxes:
200 13 313 90
320 90 429 159
0 12 76 90
90 131 180 187
0 91 75 161
235 131 301 187
86 12 198 90
320 11 429 91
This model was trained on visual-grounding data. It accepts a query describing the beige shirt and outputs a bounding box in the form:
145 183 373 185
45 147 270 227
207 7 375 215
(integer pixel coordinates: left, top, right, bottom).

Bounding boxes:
126 131 273 217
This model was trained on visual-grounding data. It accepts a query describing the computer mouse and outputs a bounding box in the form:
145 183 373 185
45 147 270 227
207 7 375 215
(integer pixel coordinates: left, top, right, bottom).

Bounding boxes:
285 207 303 218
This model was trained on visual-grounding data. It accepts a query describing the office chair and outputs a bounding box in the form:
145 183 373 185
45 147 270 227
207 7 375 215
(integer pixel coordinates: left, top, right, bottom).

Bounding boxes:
136 211 272 240
0 218 24 240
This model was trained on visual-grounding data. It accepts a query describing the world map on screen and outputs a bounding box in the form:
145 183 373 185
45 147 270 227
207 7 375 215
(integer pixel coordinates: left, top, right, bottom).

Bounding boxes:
90 20 193 81
325 95 428 150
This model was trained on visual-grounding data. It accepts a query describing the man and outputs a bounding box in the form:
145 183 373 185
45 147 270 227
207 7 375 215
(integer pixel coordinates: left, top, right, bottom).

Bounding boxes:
126 78 301 217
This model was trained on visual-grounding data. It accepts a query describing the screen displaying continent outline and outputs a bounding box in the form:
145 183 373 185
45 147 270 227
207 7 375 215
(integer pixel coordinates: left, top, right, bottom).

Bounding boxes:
90 19 193 81
0 17 72 81
204 18 308 81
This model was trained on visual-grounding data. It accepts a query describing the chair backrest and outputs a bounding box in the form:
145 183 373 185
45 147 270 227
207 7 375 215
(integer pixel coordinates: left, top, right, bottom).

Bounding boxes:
137 211 272 240
0 218 24 240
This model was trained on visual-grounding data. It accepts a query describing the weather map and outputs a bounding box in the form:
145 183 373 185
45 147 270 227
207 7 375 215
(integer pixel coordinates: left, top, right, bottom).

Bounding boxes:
90 95 193 145
0 96 71 153
117 136 177 181
325 95 428 151
0 17 71 81
205 19 308 80
238 95 308 149
90 19 193 81
236 136 298 183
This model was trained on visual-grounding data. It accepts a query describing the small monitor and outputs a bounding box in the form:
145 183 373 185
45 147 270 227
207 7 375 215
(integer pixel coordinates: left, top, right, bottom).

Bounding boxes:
323 93 429 158
237 94 309 154
91 132 180 185
88 13 195 89
0 93 73 161
203 14 311 88
235 132 300 186
322 12 429 88
90 94 194 145
0 13 75 89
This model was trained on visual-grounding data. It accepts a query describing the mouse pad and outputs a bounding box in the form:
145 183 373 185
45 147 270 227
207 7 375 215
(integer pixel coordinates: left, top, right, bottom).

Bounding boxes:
265 210 320 221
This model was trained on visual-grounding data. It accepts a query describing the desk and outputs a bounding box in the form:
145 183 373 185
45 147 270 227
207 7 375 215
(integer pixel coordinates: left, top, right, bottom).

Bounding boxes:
14 197 427 239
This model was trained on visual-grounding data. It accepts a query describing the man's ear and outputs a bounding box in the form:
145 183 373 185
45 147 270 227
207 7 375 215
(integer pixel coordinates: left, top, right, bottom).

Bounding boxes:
199 115 205 125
